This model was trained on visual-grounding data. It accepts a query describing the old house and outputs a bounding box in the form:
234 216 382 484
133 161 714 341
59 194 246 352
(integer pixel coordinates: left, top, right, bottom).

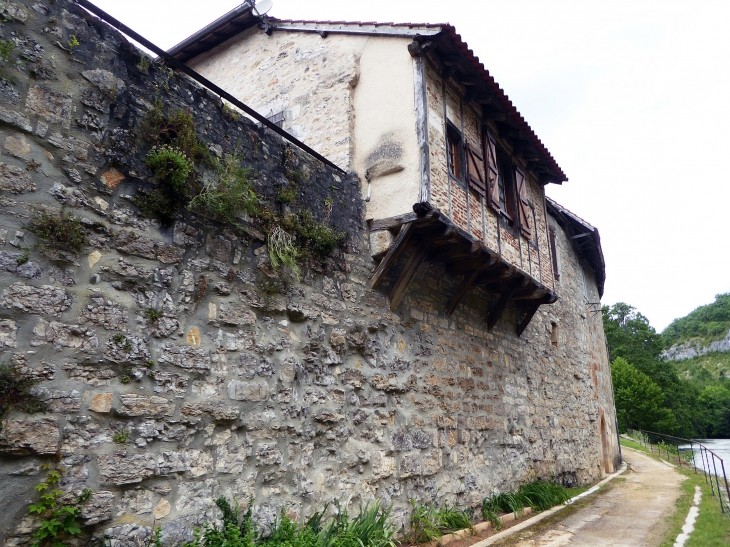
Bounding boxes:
173 5 620 477
0 1 621 542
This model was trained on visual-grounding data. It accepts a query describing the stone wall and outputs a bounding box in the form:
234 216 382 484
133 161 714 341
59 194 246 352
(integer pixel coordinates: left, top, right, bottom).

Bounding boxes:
0 1 617 545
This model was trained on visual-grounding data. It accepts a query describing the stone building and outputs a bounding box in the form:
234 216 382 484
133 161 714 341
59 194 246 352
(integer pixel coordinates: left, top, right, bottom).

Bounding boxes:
0 1 618 544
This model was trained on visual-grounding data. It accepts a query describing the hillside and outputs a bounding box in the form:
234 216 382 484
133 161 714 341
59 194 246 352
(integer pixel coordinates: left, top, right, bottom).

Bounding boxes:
662 293 730 348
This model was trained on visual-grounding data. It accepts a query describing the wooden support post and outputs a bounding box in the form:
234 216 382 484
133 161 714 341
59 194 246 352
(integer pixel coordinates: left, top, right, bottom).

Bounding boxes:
389 242 432 311
516 300 543 337
487 288 515 332
446 270 479 317
370 223 414 289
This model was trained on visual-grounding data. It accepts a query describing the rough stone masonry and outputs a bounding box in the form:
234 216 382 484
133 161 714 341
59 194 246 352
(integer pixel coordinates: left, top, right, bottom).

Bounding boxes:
0 1 618 545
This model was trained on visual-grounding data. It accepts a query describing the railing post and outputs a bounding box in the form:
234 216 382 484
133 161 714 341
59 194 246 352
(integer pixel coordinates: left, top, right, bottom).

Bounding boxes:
711 454 725 514
702 447 712 489
721 458 730 510
690 442 697 474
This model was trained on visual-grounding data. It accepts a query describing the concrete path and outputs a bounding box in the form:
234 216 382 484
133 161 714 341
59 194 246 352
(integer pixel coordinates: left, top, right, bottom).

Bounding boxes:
498 449 685 547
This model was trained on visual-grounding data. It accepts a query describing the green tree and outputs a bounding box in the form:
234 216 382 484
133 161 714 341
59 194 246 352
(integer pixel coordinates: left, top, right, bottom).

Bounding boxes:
611 357 675 432
698 385 730 437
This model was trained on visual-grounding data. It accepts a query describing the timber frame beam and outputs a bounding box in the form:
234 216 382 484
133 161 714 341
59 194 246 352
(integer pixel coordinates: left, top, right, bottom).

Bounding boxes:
369 202 558 337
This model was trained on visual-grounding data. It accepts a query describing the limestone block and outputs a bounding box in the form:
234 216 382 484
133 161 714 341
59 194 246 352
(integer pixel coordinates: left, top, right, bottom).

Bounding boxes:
180 402 240 421
153 499 171 520
422 450 441 476
0 106 32 132
254 443 283 466
97 453 157 485
411 429 434 449
47 133 90 161
3 283 71 314
228 379 269 401
371 451 395 478
152 371 189 395
89 393 113 413
116 489 153 516
3 133 31 157
391 429 412 451
0 318 17 347
80 491 114 525
215 445 252 474
217 302 256 326
37 389 80 412
33 319 99 352
105 335 150 363
0 251 42 278
115 230 156 260
158 343 211 371
157 449 212 477
88 250 102 269
237 353 275 378
79 297 128 331
82 69 127 94
116 394 174 417
100 168 125 190
0 162 36 194
156 242 184 264
0 417 59 455
369 230 393 257
399 453 421 478
25 85 72 127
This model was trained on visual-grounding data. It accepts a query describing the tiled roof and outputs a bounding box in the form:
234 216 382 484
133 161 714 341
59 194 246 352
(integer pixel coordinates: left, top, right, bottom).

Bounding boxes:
169 12 566 182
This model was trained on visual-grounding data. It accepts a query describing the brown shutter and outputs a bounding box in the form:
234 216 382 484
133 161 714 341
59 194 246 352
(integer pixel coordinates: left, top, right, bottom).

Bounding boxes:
465 140 486 196
484 131 500 211
515 167 531 237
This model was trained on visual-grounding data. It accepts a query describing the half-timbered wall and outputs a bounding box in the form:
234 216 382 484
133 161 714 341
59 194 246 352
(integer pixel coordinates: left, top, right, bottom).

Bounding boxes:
423 57 555 292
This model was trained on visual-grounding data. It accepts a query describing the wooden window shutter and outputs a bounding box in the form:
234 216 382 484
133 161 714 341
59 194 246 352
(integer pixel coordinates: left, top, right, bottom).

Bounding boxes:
465 140 486 196
515 167 531 237
484 131 500 211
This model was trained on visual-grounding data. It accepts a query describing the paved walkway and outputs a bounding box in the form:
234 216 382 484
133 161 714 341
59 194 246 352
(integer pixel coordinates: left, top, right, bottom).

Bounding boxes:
499 448 685 546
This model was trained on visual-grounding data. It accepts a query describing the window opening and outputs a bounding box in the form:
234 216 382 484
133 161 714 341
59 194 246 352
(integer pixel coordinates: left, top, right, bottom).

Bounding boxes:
550 322 559 347
447 124 463 180
266 109 286 128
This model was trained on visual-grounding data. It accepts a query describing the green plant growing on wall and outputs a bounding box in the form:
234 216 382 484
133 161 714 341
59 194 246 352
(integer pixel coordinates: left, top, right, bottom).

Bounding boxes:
137 53 151 74
222 102 241 122
27 211 88 257
145 145 194 192
275 183 298 204
66 34 79 53
143 308 163 323
0 38 15 73
0 363 46 429
189 154 258 224
296 210 347 259
113 431 129 443
27 466 89 547
139 100 208 162
268 226 301 281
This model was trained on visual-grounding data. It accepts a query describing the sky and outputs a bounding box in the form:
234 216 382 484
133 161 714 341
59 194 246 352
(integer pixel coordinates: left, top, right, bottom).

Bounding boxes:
90 0 730 332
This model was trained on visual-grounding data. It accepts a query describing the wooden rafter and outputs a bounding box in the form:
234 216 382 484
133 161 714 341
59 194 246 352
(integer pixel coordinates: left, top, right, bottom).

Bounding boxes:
389 242 432 311
370 222 414 289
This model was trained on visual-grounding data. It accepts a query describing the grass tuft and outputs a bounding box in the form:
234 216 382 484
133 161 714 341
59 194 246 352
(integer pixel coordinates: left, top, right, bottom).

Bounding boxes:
0 363 46 428
27 211 88 256
189 154 258 223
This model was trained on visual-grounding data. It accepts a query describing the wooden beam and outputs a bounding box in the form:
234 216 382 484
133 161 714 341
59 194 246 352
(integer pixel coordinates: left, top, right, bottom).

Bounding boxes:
516 300 543 337
482 109 507 122
487 288 515 332
369 213 417 233
446 270 479 317
414 56 431 203
370 223 414 289
389 242 432 311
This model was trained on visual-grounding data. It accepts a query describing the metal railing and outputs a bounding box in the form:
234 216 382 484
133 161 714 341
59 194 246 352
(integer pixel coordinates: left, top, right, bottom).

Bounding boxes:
627 429 730 515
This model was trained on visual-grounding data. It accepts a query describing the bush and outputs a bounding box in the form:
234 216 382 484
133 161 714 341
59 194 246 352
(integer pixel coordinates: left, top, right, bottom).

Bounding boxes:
268 226 302 281
189 154 258 224
27 212 88 256
145 145 194 192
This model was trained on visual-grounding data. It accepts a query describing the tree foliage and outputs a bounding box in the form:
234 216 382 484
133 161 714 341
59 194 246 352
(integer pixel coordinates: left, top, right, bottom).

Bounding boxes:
663 293 730 347
603 301 730 439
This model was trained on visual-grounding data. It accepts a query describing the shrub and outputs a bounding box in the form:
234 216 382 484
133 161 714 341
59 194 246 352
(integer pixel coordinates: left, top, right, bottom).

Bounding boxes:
112 432 129 443
145 145 194 192
139 101 208 162
268 226 302 281
405 501 440 544
189 154 258 223
27 212 88 256
0 363 46 428
434 503 472 532
144 308 163 323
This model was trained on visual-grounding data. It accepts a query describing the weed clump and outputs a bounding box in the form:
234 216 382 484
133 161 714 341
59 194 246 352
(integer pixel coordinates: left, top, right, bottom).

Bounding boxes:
268 226 301 281
27 212 88 257
0 363 46 428
143 308 163 323
481 480 571 530
139 100 208 162
189 154 258 224
138 145 194 224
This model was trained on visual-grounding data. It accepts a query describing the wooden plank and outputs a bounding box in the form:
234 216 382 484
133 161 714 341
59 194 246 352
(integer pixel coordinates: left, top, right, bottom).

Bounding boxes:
389 242 432 311
446 270 479 317
414 56 431 203
369 213 417 233
370 223 414 289
516 300 543 337
487 288 515 332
